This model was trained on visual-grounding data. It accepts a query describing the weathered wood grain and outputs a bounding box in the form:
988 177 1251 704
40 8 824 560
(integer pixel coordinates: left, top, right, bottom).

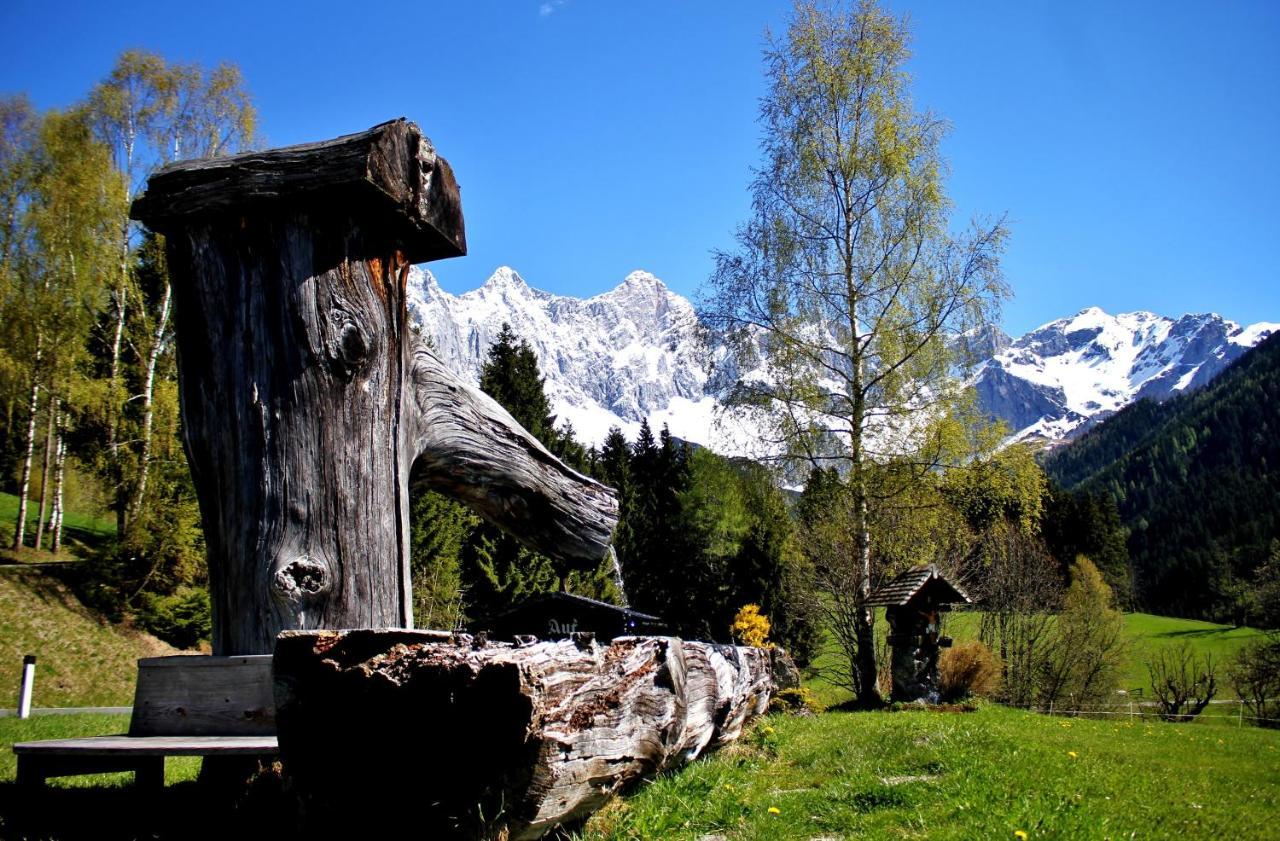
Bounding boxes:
130 120 618 655
131 118 465 263
272 630 776 839
408 346 619 563
13 736 280 756
129 655 275 737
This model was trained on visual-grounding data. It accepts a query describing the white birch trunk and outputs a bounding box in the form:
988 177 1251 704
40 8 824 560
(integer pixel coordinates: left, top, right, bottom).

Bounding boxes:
128 280 171 524
50 414 67 554
108 281 126 454
12 344 41 552
34 398 54 551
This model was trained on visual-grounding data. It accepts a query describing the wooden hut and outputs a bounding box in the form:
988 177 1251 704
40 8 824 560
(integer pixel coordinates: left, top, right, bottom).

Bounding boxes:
868 564 972 703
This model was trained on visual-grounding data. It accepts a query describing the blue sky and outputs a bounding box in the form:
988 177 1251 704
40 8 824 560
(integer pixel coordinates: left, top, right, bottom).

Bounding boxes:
1 0 1276 335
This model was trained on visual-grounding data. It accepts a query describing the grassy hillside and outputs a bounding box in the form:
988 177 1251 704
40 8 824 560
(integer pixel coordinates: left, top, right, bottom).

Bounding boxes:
945 610 1265 695
0 568 179 708
581 703 1280 840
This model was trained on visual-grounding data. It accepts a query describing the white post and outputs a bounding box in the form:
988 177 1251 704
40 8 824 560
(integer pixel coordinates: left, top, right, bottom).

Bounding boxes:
17 654 35 719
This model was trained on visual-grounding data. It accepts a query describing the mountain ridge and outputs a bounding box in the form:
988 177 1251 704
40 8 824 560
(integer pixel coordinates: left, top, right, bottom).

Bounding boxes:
408 265 1277 451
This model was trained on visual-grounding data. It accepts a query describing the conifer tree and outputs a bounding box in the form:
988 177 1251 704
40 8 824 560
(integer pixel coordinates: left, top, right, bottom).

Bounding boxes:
477 323 553 441
458 324 619 622
597 426 631 493
410 487 478 631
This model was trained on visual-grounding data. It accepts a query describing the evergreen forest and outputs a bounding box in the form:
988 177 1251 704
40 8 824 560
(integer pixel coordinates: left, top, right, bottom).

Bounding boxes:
1044 332 1280 623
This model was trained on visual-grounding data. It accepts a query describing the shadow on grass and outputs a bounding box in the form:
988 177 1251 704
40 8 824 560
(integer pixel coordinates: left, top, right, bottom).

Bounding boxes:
1152 627 1239 640
0 775 298 841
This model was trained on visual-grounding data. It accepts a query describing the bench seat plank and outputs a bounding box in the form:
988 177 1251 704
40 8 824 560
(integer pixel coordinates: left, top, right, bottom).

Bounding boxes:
14 735 278 756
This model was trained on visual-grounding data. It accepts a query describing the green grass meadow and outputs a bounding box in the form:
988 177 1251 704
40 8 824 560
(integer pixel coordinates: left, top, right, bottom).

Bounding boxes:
807 609 1270 710
580 703 1280 840
0 568 179 708
0 529 1275 839
945 609 1268 697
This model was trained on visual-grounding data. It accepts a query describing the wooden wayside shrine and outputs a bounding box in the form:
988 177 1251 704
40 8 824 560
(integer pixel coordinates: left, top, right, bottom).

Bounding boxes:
869 564 971 703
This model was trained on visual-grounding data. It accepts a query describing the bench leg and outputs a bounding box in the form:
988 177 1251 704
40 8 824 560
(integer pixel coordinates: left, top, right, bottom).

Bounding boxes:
16 755 47 788
134 756 165 789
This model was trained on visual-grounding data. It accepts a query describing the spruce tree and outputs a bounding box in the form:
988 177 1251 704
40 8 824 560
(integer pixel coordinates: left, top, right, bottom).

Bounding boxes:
460 324 619 623
410 487 479 630
478 323 553 441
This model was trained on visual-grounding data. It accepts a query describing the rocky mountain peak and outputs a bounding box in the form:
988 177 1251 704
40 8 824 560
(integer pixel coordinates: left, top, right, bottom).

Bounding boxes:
408 267 1275 451
476 266 530 293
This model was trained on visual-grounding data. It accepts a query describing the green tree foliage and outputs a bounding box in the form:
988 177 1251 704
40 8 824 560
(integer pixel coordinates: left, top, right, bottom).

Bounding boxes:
0 52 254 646
6 108 120 551
409 487 477 631
1040 485 1130 605
608 423 811 657
83 49 255 537
701 0 1008 703
1038 556 1128 711
478 323 554 442
1043 332 1280 622
1230 631 1280 728
941 441 1046 537
614 420 692 627
449 324 620 623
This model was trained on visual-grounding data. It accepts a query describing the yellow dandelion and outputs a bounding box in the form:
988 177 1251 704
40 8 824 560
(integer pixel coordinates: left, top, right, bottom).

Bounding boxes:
1068 751 1078 759
768 806 781 815
1015 831 1029 840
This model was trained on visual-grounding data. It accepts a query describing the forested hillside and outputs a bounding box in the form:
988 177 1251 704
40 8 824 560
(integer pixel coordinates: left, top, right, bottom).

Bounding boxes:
1044 332 1280 621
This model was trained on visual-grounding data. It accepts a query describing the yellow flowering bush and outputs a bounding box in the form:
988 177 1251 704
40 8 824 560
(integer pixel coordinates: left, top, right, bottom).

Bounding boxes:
731 603 771 648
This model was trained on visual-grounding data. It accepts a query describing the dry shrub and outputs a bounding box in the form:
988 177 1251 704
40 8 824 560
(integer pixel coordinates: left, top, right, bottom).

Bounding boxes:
770 686 821 715
939 640 1002 702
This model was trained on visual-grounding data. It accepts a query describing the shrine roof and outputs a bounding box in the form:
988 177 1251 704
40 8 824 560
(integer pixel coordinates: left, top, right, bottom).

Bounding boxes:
867 564 972 607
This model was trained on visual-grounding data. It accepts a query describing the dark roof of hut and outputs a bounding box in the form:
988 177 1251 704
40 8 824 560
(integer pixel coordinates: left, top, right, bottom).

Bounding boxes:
477 591 665 628
867 564 972 607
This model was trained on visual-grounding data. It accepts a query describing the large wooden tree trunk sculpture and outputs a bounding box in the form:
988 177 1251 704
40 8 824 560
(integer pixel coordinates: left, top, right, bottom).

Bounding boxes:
131 120 618 655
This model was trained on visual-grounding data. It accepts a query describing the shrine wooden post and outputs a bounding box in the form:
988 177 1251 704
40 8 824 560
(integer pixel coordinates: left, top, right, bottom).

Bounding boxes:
131 119 619 655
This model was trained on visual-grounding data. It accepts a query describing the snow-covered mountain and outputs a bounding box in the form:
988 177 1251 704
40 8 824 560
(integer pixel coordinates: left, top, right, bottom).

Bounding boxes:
407 266 729 447
408 266 1278 450
975 307 1279 442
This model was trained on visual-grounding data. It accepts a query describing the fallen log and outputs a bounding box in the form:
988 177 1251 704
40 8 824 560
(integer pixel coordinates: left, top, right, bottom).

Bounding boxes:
272 630 775 839
130 120 618 654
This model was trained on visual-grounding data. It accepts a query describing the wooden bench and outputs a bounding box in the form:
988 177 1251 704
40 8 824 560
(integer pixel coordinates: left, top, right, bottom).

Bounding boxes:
13 655 278 788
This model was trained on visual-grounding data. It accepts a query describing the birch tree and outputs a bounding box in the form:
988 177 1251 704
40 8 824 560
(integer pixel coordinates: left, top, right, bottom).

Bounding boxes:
87 50 255 532
10 110 118 550
702 0 1008 704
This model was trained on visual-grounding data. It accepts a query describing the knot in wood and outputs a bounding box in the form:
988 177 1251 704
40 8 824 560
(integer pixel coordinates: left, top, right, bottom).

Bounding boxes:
272 555 331 603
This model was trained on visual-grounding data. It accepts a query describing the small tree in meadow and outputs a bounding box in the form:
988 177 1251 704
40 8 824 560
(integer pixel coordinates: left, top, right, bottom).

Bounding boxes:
1231 633 1280 728
1147 642 1217 722
1038 556 1127 712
